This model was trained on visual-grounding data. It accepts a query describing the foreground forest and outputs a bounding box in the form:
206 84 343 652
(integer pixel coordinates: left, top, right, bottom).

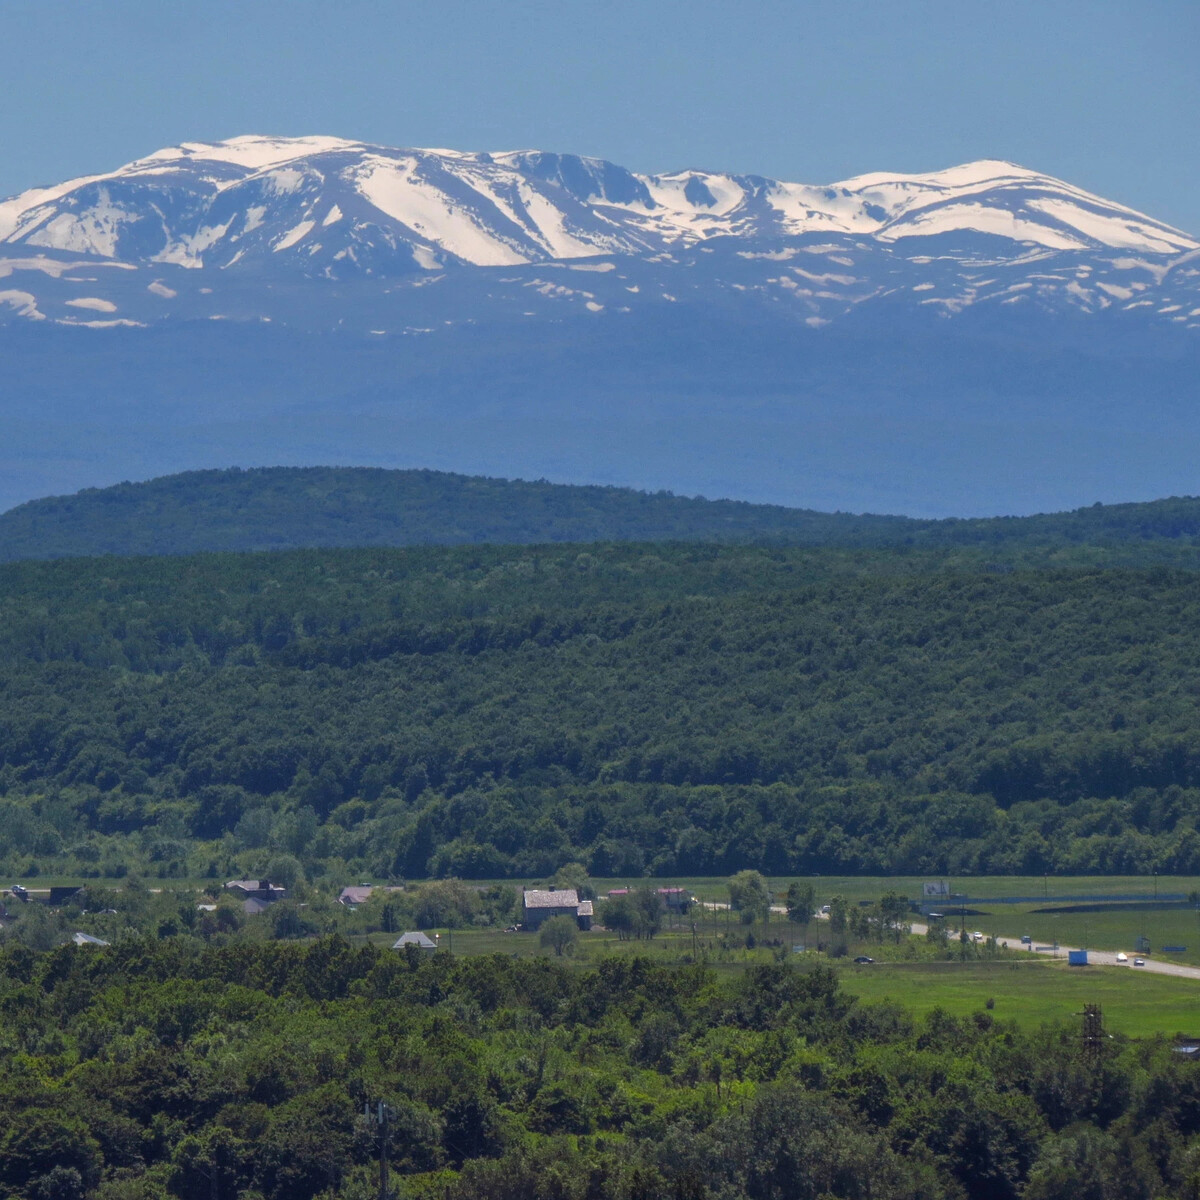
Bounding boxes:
4 937 1200 1200
3 539 1200 880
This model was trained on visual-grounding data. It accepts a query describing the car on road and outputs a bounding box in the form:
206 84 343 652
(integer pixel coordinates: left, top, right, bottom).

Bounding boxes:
1020 934 1032 944
820 905 830 914
853 956 875 964
971 931 985 942
1134 958 1146 966
1116 952 1128 962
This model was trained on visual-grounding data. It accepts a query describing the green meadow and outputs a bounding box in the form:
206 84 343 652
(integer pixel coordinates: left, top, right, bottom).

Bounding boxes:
834 958 1200 1038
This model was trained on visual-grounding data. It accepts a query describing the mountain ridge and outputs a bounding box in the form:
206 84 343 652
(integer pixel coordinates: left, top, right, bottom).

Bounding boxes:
4 137 1193 261
0 137 1195 314
2 135 1197 335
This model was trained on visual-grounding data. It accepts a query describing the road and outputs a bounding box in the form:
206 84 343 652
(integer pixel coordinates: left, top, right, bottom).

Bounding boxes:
908 916 1200 981
798 908 1200 982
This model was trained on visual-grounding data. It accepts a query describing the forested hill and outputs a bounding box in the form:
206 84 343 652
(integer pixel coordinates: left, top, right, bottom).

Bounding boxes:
5 540 1200 882
4 465 1200 561
0 468 910 559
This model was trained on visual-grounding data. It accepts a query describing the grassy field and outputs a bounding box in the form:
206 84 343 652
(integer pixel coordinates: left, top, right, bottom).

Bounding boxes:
566 875 1200 902
834 958 1200 1038
671 875 1200 907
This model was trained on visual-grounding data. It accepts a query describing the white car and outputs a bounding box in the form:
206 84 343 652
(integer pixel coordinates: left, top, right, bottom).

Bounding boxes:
971 931 984 941
1115 952 1128 962
1134 958 1146 966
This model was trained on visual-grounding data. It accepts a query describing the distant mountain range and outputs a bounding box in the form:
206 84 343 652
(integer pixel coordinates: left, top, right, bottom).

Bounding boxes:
2 136 1196 330
1 136 1198 518
4 465 1200 563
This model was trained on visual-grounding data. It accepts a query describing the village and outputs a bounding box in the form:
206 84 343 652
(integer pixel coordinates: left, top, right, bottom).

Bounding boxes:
0 876 699 955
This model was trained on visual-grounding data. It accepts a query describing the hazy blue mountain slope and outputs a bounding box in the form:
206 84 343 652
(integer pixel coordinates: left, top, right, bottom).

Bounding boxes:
2 307 1197 518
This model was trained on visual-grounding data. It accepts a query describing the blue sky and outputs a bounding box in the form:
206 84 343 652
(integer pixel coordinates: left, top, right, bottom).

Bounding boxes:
4 0 1198 234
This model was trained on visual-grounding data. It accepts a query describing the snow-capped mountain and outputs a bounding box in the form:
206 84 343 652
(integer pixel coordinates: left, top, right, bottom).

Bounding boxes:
1 135 1197 332
2 137 1199 524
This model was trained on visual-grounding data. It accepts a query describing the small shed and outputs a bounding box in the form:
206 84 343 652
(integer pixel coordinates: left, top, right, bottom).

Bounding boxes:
658 887 693 913
392 931 438 955
522 888 580 931
72 931 109 946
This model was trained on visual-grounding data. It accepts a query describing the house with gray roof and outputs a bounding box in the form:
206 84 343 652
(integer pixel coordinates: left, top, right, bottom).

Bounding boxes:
521 887 581 930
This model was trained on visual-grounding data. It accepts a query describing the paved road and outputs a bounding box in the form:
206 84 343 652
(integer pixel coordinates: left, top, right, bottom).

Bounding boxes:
910 917 1200 981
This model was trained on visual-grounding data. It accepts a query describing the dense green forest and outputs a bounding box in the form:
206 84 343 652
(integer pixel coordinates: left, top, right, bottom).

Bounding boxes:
5 465 1200 561
4 540 1200 881
3 938 1199 1200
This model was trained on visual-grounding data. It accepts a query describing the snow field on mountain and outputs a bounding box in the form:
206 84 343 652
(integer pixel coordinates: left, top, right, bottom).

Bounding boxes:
353 156 529 266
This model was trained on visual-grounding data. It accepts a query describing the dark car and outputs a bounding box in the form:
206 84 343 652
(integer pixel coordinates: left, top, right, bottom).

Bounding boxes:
853 955 875 964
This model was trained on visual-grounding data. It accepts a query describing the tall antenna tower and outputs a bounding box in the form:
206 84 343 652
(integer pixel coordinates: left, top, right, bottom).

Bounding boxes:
1081 1003 1105 1060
